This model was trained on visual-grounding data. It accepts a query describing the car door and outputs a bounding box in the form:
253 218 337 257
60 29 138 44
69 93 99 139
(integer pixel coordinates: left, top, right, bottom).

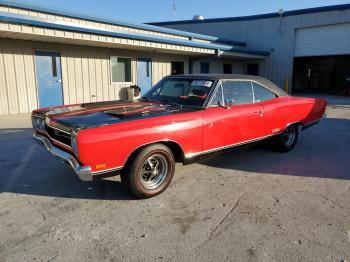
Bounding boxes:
202 80 265 152
252 82 286 135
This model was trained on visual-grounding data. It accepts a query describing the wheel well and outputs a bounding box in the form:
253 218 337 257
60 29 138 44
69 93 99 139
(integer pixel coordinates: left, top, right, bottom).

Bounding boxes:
124 141 185 168
287 122 304 130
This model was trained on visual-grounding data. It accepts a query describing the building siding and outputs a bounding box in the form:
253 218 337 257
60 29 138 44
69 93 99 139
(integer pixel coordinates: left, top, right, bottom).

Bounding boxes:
0 5 206 43
0 20 215 55
160 9 350 88
0 38 189 114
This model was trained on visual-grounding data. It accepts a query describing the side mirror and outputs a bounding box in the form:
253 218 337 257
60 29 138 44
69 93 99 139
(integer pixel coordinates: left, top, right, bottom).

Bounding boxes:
225 98 234 106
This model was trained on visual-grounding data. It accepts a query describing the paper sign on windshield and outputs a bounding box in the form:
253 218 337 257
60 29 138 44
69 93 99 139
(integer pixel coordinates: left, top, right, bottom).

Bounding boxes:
191 80 213 88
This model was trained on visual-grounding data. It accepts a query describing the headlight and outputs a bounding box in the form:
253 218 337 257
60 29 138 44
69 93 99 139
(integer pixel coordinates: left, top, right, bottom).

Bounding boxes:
71 131 79 157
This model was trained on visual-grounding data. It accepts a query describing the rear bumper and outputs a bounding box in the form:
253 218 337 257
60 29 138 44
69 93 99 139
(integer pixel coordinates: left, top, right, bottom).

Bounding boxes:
33 133 93 181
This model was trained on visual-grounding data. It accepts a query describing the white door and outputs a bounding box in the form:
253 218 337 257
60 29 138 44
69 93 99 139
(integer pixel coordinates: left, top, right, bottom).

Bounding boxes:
295 23 350 57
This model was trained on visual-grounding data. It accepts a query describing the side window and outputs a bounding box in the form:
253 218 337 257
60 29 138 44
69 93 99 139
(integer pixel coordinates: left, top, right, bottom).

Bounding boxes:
253 83 277 102
222 81 254 105
209 84 223 106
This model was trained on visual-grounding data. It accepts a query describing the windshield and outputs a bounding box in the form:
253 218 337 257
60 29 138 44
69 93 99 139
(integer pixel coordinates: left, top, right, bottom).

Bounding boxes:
142 78 215 107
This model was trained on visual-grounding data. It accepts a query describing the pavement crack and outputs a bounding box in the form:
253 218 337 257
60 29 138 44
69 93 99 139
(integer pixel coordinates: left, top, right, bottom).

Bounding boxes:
197 193 246 249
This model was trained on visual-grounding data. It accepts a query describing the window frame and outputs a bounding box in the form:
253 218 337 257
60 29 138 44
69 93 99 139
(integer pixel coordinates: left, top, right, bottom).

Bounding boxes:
206 79 279 108
171 61 185 75
110 56 132 84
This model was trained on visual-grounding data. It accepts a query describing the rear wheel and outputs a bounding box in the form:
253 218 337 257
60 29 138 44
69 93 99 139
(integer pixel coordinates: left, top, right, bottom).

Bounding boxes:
273 124 299 152
121 144 175 198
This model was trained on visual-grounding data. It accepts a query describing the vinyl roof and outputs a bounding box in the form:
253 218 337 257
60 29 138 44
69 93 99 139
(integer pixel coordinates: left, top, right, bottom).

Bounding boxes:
167 74 288 96
151 4 350 26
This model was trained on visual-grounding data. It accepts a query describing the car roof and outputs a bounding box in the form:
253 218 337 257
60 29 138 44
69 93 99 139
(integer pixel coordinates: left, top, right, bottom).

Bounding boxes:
166 74 289 97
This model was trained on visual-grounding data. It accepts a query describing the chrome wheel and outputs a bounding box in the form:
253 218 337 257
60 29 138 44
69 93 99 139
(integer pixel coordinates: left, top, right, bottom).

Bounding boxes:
140 154 168 190
282 125 297 147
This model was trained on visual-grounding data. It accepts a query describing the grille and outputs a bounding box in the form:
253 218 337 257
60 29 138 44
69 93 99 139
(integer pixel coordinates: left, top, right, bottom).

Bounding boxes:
45 123 71 147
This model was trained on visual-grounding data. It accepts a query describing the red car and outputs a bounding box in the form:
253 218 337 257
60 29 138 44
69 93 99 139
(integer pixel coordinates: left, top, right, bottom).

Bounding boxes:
32 74 326 198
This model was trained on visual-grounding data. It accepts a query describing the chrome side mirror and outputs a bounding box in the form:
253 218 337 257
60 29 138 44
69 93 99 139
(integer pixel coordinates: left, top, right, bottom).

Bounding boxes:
225 98 234 107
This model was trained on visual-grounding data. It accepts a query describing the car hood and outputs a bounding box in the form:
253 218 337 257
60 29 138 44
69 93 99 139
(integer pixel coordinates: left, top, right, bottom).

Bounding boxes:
42 100 198 131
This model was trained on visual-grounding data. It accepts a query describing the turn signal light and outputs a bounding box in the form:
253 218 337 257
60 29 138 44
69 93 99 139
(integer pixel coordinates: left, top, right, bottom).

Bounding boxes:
95 163 107 170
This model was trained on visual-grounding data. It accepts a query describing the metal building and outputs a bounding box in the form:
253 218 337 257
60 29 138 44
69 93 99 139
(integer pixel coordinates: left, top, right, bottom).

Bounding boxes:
0 1 267 115
151 4 350 94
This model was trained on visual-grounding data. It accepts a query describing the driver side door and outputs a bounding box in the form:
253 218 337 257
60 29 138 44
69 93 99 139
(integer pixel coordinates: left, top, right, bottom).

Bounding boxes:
202 80 265 152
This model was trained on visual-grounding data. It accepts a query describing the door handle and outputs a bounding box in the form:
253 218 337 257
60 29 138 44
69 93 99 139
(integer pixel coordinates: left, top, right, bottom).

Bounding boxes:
254 110 265 116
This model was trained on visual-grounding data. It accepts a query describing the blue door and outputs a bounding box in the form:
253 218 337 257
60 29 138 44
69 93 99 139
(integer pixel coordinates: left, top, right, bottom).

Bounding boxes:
137 58 152 96
35 51 63 108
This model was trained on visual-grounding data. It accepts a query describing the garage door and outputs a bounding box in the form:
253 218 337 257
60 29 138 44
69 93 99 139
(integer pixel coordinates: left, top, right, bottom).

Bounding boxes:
295 23 350 57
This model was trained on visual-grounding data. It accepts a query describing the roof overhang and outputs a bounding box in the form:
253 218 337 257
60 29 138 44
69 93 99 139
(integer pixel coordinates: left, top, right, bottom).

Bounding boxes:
220 49 269 59
0 9 269 58
0 12 235 54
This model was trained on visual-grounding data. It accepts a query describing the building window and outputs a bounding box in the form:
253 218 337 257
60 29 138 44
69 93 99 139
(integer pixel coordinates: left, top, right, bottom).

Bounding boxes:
200 62 210 74
223 64 232 74
171 61 184 75
111 56 132 83
247 63 259 76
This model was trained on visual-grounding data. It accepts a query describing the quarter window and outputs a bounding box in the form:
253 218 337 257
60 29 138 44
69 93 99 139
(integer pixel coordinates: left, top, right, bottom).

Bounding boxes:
253 83 277 102
222 81 254 105
111 56 131 83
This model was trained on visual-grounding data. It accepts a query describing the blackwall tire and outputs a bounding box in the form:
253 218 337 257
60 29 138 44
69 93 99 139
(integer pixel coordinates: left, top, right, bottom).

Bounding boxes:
274 124 299 153
121 144 175 198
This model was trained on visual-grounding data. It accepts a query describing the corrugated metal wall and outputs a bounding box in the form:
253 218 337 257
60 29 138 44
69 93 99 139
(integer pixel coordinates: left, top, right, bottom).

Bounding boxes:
0 38 189 115
160 9 350 88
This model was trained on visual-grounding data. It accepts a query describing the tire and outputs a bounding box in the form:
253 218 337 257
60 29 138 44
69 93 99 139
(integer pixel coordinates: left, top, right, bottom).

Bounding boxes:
273 124 299 152
121 144 175 198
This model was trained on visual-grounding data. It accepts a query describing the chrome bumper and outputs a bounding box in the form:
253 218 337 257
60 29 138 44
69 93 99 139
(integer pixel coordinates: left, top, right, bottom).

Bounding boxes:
33 133 93 181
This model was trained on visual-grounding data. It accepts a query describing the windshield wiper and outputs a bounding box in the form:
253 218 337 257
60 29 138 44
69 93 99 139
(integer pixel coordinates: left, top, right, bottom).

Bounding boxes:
140 97 154 102
163 99 202 109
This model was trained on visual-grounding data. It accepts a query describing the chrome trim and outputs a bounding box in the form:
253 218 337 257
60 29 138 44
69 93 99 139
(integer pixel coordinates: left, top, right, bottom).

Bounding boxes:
33 133 93 181
92 166 123 175
185 133 277 158
42 130 72 150
45 122 71 135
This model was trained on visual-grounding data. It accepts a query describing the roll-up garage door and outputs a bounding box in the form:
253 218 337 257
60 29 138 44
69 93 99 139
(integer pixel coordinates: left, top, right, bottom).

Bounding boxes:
295 23 350 57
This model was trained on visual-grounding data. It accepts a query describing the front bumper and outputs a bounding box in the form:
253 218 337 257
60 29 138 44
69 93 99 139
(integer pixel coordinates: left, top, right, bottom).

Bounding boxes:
33 133 93 181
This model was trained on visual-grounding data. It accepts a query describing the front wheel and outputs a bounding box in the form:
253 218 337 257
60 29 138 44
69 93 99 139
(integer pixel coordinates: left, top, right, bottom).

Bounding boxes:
273 124 299 152
121 144 175 198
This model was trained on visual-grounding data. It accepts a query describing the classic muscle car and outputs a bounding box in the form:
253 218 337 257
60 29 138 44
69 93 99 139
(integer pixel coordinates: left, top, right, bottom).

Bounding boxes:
32 74 326 198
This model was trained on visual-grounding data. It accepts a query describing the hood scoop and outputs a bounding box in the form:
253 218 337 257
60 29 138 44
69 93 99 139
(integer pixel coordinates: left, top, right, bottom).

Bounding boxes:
104 105 166 118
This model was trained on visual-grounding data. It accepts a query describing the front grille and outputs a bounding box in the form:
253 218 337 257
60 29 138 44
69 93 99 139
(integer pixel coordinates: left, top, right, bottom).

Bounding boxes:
45 123 71 147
